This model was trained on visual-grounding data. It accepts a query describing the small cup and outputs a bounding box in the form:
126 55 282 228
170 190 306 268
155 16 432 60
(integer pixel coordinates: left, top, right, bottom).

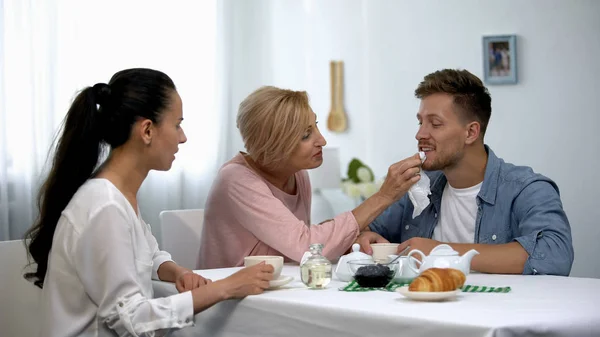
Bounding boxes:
243 255 283 279
371 243 399 263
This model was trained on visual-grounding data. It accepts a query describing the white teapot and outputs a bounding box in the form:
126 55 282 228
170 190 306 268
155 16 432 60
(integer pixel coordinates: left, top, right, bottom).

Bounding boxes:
407 244 479 276
334 243 373 282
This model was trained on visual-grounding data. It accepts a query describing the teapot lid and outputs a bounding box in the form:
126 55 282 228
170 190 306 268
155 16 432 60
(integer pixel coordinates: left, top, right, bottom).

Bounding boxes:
429 244 458 256
340 243 372 261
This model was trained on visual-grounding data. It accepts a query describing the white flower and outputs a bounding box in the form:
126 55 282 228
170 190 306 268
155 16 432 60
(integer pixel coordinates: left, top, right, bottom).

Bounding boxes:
356 167 372 183
341 161 382 200
358 182 379 198
342 181 362 198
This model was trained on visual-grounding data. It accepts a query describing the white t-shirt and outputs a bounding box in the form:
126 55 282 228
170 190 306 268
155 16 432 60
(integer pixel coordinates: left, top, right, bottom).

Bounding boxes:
432 181 482 243
39 178 194 337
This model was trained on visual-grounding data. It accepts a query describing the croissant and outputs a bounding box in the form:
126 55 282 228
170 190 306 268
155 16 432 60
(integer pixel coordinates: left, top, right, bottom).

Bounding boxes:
408 268 466 292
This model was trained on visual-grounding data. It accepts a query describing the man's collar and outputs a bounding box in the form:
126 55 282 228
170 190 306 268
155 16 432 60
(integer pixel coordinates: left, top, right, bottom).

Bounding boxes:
478 145 500 205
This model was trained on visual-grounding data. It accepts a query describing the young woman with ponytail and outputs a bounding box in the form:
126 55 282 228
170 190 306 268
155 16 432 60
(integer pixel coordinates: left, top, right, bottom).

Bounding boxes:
24 68 274 337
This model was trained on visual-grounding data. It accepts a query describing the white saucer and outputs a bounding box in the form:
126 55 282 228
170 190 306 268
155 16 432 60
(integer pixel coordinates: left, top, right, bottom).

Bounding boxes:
396 286 460 301
269 275 294 289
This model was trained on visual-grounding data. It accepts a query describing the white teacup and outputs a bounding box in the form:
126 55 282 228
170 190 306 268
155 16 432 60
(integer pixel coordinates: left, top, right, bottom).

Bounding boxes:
243 255 283 279
371 243 399 263
387 254 422 283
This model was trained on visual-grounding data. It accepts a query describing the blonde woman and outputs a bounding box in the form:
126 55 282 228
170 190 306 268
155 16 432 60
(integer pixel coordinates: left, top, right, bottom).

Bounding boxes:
197 86 422 268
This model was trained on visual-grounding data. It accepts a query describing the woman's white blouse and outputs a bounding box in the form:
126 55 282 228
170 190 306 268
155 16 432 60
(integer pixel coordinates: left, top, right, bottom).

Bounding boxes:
39 179 194 337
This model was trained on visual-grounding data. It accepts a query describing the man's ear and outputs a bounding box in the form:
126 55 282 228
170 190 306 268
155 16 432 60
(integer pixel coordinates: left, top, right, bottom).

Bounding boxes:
465 121 481 145
139 119 154 146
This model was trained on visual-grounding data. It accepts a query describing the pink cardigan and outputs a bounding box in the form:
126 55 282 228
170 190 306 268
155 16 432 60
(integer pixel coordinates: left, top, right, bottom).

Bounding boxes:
197 153 359 269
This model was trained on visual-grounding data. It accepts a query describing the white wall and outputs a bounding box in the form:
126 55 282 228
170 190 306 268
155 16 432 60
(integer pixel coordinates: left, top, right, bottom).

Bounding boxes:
226 0 600 278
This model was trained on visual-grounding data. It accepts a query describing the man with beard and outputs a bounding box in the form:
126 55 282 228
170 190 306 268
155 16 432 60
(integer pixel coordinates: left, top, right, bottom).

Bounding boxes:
357 69 574 276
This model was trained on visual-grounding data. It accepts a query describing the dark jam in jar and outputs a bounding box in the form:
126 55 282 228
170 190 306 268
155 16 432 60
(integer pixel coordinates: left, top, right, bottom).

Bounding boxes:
354 264 393 288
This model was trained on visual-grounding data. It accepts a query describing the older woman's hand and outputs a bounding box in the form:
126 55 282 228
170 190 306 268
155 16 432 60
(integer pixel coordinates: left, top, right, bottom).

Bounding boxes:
355 231 390 255
175 270 212 293
378 154 423 203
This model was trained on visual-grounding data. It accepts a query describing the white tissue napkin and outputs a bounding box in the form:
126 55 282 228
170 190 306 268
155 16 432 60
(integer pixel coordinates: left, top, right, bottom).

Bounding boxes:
407 151 431 218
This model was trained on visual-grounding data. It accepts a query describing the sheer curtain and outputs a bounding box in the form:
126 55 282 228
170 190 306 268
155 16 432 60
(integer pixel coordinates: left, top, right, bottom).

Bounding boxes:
0 0 57 241
0 0 226 245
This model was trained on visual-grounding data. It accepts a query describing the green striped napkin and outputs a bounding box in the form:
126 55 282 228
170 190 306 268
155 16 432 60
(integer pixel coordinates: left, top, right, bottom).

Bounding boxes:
462 285 511 293
339 280 511 293
339 281 410 292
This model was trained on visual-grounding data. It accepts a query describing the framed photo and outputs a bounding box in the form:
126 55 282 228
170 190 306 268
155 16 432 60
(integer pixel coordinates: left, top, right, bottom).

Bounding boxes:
483 35 517 84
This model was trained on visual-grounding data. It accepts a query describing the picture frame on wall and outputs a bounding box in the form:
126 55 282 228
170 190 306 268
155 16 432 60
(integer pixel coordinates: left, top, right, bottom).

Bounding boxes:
483 35 517 85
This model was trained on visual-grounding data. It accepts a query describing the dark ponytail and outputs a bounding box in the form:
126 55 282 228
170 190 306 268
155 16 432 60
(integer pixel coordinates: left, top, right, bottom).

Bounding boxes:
24 68 176 288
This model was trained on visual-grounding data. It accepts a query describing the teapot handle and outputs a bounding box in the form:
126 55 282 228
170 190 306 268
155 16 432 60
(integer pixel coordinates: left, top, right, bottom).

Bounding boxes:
406 249 426 274
409 256 422 268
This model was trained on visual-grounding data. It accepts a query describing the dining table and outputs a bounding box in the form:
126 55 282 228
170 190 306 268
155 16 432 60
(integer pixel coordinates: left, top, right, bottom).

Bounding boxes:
153 264 600 337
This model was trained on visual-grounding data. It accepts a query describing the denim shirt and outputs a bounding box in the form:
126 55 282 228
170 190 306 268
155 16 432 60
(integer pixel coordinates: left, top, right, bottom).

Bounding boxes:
369 146 574 276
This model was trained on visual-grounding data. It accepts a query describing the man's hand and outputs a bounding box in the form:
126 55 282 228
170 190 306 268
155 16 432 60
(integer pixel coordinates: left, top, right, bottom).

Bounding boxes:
397 237 441 257
176 270 211 293
356 231 390 255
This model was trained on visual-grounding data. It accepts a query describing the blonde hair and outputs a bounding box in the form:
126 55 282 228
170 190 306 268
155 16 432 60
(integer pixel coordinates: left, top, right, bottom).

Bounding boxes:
237 86 312 168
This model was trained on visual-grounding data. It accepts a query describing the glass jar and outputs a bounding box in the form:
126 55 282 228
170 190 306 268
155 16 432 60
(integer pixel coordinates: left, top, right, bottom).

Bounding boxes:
300 243 332 289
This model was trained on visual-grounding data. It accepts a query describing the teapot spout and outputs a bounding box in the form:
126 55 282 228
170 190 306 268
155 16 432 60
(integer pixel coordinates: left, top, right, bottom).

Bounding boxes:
459 249 480 271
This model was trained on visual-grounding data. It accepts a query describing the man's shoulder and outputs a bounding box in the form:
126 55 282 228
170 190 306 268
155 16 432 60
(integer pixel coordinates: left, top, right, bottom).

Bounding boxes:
489 150 559 195
495 156 554 186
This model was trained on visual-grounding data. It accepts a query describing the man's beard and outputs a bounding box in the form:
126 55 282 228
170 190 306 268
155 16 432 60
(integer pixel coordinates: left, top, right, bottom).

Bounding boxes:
422 150 461 171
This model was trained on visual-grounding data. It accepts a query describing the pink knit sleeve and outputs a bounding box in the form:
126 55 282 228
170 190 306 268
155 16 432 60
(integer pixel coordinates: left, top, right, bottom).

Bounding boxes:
220 165 359 262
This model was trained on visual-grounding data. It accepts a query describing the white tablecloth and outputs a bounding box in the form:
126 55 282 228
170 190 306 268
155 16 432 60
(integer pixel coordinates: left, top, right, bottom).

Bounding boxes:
153 265 600 337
